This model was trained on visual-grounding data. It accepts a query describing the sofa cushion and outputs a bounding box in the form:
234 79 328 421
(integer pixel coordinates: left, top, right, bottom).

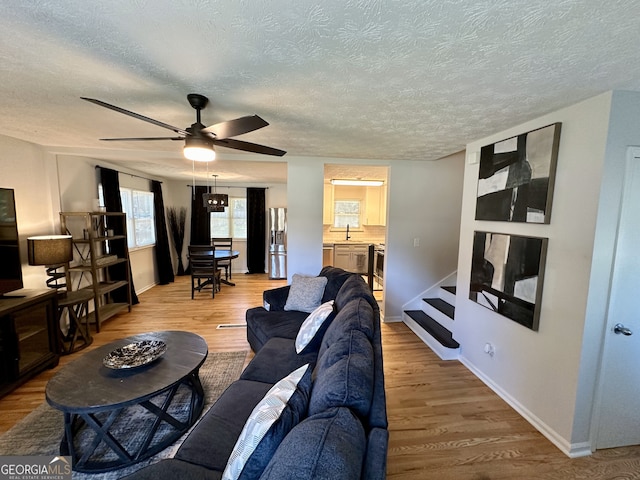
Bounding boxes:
175 380 273 471
121 458 221 480
240 337 317 384
258 407 366 480
320 298 375 353
246 307 309 352
318 267 354 303
223 364 312 480
309 329 374 418
334 274 376 311
284 274 328 313
295 300 336 354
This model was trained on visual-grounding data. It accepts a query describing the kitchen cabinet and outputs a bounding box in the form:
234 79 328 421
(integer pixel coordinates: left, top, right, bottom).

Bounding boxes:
364 186 387 226
0 289 59 398
324 184 386 227
60 212 132 332
322 245 334 267
333 243 369 274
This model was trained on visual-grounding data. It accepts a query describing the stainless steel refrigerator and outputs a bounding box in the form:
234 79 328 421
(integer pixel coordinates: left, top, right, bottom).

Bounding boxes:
268 207 287 279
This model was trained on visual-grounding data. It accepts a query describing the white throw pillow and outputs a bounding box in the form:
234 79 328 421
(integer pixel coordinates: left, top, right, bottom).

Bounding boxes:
283 274 328 313
295 300 335 354
222 364 311 480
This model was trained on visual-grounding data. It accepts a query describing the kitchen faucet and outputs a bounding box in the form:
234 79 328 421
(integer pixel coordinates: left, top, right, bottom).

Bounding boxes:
346 224 351 241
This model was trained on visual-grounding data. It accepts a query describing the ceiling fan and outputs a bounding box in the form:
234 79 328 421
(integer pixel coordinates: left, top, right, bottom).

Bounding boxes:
81 93 286 161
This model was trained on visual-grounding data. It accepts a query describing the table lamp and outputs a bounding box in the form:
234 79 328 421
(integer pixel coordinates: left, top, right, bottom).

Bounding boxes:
27 235 73 289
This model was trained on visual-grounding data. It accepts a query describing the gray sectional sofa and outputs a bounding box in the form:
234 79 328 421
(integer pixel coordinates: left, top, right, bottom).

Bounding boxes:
125 266 387 480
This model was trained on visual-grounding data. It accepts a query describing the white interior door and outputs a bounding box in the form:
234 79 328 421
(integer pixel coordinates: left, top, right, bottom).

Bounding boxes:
596 150 640 449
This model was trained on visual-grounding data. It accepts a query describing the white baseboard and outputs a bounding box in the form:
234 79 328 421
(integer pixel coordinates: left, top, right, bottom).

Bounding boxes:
135 283 156 295
459 355 593 458
382 315 403 323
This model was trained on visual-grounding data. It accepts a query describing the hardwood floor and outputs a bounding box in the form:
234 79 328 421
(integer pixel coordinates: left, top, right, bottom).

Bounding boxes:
1 274 639 479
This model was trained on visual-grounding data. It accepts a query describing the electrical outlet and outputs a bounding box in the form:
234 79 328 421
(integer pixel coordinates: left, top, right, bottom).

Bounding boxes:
484 342 495 357
413 237 419 247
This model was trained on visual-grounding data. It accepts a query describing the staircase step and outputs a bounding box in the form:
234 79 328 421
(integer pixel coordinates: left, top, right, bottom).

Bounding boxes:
422 297 455 319
441 285 456 295
404 310 460 349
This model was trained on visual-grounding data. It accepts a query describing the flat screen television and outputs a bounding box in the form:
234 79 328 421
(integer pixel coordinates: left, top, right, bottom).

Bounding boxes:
0 188 24 296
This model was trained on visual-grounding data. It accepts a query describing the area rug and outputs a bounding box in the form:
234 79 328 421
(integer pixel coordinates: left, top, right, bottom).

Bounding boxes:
0 350 248 479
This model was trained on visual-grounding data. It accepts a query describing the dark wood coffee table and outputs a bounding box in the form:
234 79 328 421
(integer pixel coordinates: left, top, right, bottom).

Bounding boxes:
45 330 208 473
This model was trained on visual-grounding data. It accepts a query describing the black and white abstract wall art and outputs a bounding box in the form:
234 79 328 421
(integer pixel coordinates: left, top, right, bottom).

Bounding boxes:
475 123 561 223
469 231 548 331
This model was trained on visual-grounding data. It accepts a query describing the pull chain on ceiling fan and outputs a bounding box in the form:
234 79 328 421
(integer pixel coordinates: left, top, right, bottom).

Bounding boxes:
81 93 286 160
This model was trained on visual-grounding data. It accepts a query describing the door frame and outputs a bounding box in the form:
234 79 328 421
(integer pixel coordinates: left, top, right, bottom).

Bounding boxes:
590 146 640 451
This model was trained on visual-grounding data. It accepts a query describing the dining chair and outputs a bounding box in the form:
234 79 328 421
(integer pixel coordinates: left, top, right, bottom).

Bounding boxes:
188 245 221 299
211 237 233 281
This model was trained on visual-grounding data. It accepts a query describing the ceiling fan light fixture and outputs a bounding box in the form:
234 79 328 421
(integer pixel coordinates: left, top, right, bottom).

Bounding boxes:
331 179 384 187
184 136 215 162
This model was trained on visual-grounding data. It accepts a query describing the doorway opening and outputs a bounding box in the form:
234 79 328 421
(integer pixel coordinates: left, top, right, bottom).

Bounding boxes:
322 164 388 305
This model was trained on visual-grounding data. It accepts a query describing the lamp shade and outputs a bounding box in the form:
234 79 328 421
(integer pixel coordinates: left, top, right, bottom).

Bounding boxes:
27 235 73 266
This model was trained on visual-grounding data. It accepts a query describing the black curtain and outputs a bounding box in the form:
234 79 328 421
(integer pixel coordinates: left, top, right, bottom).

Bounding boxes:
99 167 139 305
246 188 266 274
152 181 174 285
190 186 211 245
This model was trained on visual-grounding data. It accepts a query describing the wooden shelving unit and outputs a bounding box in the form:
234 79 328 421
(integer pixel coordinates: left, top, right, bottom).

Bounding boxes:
60 212 132 332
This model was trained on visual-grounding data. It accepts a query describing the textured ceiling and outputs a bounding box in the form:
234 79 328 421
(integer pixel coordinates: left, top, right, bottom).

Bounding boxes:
1 1 640 183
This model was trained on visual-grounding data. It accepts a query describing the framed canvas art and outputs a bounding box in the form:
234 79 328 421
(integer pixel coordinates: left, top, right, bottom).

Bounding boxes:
475 123 561 223
469 231 548 331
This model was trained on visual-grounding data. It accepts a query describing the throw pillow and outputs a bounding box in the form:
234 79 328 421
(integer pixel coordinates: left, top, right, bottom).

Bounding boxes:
295 300 335 354
283 274 328 313
222 364 312 480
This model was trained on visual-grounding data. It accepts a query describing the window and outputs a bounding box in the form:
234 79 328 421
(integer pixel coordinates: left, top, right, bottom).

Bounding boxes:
120 188 156 248
334 200 361 228
210 197 247 239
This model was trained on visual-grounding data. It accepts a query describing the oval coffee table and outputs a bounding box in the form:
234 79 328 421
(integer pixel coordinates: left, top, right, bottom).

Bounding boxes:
46 330 208 473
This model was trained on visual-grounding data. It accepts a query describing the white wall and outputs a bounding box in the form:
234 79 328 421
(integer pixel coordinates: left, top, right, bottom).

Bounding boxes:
456 92 614 455
384 152 465 321
286 157 325 279
0 135 56 289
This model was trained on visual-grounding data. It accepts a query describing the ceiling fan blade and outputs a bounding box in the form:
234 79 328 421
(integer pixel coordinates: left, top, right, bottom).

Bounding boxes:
202 115 269 139
81 97 190 136
99 137 184 141
213 138 286 157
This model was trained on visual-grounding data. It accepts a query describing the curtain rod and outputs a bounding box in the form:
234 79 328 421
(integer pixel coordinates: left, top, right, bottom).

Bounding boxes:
95 165 162 183
186 184 268 189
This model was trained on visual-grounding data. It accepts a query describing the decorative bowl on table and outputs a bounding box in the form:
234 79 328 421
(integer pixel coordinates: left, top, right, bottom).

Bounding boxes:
103 340 167 369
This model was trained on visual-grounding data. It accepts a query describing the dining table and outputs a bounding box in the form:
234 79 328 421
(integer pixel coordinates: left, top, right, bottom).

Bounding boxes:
212 249 240 286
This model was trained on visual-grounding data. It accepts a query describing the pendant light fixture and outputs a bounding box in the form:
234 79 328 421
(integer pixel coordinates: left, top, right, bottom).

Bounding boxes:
203 174 228 212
